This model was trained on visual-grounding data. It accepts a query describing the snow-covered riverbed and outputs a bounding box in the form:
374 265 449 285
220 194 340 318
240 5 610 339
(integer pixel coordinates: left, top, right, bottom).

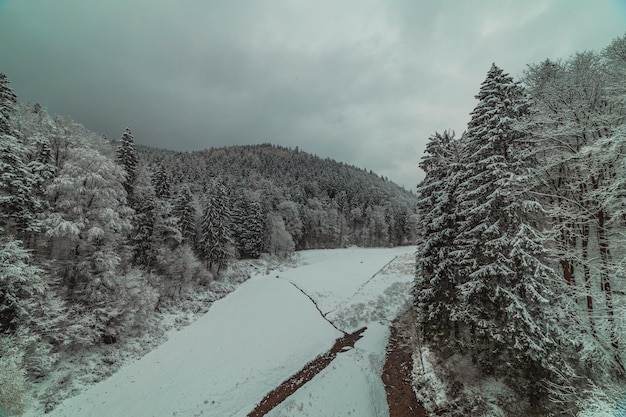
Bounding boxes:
34 246 415 417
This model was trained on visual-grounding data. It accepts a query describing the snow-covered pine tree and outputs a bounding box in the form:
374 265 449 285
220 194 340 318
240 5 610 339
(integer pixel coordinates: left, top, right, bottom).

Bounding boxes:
454 64 563 401
152 164 171 199
116 127 139 196
172 184 197 246
199 181 234 274
231 194 266 259
0 73 17 136
131 165 182 270
0 75 46 237
414 130 464 346
0 136 45 237
28 136 56 184
132 194 156 268
151 200 182 262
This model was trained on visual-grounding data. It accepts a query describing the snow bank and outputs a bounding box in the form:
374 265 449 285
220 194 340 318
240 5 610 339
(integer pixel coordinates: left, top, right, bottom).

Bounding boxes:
34 277 341 417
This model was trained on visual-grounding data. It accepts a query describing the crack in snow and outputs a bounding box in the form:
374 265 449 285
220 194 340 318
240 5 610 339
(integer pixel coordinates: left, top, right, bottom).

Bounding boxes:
278 277 347 335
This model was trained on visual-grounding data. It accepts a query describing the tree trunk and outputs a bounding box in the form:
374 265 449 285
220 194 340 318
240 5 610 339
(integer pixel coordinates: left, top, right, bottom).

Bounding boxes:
580 223 596 338
558 225 577 286
597 209 624 373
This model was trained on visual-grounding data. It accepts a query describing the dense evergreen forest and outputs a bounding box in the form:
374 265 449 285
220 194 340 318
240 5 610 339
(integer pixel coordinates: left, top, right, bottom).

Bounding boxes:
0 72 417 414
413 34 626 415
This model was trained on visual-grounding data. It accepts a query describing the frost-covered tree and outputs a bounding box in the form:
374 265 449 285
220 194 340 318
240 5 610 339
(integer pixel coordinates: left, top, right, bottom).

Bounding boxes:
159 245 211 298
523 50 626 375
116 127 139 195
152 164 171 199
0 235 68 375
232 195 266 259
302 197 341 248
130 165 181 270
28 136 56 184
0 348 29 417
0 76 46 238
453 64 564 400
172 184 197 245
276 200 303 248
46 142 133 341
0 136 45 236
414 130 464 344
151 200 182 262
372 205 390 246
199 181 234 274
0 73 17 136
268 213 295 257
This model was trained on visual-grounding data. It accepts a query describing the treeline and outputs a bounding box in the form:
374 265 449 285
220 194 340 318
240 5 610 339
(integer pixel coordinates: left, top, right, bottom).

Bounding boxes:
0 73 417 414
414 34 626 415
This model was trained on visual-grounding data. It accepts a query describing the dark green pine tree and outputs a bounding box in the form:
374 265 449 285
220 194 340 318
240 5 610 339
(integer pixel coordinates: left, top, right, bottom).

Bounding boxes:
199 181 234 274
172 184 197 245
116 128 139 196
414 130 464 347
231 195 266 259
454 64 562 401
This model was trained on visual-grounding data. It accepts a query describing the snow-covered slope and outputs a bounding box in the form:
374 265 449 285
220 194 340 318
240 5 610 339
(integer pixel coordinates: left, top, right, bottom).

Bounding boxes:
30 246 414 417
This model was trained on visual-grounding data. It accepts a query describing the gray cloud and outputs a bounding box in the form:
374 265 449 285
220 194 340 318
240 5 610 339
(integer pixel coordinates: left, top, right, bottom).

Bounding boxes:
0 0 623 189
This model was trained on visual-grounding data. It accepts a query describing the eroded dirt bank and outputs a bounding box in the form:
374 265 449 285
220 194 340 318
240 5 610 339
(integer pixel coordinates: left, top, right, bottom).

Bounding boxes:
382 313 427 417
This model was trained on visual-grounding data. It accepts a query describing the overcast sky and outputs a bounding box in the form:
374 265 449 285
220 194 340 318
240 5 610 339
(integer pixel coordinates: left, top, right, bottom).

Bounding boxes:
0 1 624 188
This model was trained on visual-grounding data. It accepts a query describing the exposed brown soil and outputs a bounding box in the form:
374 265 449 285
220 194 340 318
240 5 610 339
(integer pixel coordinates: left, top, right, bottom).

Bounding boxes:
247 327 367 417
383 319 427 417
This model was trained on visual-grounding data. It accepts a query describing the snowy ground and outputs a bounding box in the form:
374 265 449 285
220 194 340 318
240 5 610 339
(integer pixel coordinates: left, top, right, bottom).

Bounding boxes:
26 246 415 417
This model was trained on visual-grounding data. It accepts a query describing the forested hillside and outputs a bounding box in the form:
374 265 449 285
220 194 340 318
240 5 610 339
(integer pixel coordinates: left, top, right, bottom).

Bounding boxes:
138 143 418 251
0 71 416 415
413 34 626 415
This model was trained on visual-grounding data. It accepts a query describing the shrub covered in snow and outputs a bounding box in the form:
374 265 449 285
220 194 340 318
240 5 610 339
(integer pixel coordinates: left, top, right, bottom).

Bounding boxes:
0 348 29 417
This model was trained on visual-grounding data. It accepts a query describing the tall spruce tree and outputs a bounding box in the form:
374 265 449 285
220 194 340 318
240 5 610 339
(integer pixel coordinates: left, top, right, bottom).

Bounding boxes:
172 184 197 245
0 73 17 136
199 181 234 273
130 166 177 270
0 74 45 237
414 130 464 345
152 165 171 199
454 64 563 400
116 128 139 196
231 194 266 259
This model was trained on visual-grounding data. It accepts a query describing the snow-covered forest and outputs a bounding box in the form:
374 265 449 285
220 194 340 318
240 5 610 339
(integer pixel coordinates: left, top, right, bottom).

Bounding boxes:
414 34 626 415
0 70 418 415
